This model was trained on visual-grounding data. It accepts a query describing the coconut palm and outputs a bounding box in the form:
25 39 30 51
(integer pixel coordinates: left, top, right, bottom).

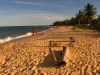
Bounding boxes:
76 10 85 25
84 3 96 26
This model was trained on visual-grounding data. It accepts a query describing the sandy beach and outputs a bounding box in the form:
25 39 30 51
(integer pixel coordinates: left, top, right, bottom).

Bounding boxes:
0 26 100 75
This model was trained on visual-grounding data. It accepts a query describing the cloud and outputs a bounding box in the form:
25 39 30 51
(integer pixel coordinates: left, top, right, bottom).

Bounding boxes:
13 1 62 8
19 13 65 20
0 12 66 26
0 12 66 20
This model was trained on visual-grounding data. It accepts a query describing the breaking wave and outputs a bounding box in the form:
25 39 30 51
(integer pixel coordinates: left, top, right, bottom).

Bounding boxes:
0 32 33 44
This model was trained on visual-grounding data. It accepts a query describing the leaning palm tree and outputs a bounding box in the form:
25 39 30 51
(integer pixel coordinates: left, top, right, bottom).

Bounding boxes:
84 3 96 26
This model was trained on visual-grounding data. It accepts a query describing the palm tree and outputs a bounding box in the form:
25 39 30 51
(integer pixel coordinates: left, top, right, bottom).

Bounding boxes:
84 3 96 26
98 14 100 20
76 10 85 25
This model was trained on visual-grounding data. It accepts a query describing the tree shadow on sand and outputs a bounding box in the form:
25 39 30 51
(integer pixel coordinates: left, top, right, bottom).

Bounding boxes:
39 50 63 68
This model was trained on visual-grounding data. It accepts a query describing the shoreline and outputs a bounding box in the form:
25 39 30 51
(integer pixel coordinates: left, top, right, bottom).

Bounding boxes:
0 26 100 75
0 26 53 44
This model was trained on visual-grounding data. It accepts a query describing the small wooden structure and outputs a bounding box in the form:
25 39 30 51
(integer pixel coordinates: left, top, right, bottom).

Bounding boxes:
49 37 75 66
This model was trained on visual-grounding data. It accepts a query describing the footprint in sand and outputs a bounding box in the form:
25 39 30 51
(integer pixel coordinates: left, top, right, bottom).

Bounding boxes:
0 54 6 66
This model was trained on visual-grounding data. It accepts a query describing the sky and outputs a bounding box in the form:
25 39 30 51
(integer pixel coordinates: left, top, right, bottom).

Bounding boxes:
0 0 100 26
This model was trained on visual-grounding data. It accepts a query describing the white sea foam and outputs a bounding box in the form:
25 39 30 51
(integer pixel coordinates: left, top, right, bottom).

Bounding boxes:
0 32 33 44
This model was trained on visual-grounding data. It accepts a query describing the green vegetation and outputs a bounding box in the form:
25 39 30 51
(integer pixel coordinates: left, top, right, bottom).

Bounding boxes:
53 3 100 31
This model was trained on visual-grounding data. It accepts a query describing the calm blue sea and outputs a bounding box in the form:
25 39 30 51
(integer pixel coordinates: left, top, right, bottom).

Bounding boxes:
0 26 50 38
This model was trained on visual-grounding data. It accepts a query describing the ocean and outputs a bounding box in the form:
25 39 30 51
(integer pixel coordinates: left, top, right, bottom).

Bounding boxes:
0 25 50 43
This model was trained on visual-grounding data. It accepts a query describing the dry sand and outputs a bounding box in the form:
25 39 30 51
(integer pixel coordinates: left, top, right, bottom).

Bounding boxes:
0 26 100 75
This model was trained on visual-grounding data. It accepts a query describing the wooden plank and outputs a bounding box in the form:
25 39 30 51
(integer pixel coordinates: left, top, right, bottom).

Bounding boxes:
49 48 58 63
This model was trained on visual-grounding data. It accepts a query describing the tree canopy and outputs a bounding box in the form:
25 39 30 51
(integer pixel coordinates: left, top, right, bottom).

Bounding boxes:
84 3 96 25
52 3 99 30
